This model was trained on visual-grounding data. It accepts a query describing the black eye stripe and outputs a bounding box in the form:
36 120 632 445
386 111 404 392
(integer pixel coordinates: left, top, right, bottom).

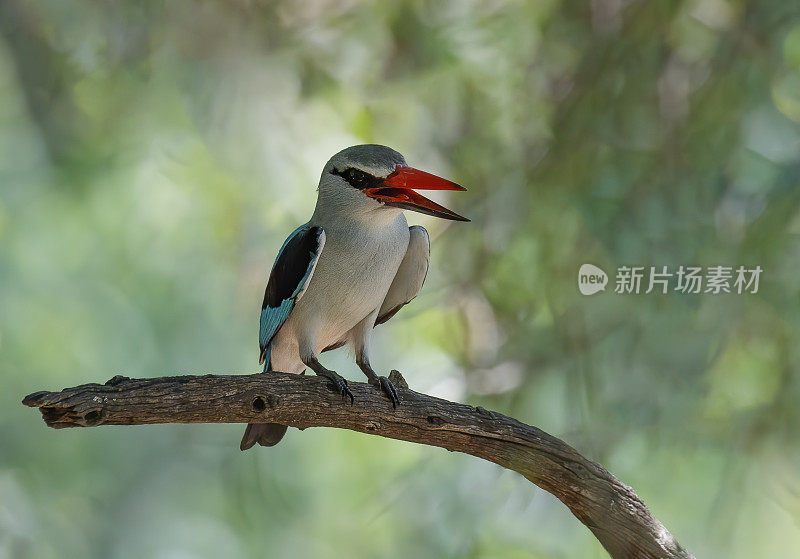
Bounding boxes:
331 167 381 190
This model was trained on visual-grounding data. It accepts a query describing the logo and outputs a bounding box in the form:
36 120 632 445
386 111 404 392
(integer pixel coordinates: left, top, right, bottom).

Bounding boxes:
578 264 608 295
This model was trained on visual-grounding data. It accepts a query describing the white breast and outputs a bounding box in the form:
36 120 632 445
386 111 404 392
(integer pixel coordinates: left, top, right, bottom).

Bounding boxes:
268 211 410 372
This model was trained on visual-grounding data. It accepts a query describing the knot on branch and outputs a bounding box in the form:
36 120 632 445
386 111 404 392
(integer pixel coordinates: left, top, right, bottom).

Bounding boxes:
388 370 408 389
251 393 279 413
83 409 103 426
252 396 267 412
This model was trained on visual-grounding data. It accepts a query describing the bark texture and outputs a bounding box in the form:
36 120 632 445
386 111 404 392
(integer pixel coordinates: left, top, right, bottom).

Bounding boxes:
23 371 693 559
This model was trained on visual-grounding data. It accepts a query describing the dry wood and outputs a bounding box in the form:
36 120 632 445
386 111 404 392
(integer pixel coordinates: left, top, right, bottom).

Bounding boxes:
23 370 693 559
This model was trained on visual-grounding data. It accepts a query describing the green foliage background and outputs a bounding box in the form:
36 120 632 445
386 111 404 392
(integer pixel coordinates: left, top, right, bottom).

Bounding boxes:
2 1 800 557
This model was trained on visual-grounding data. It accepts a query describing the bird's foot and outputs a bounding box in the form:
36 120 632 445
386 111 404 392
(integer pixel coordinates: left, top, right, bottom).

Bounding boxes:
369 376 400 409
317 369 354 404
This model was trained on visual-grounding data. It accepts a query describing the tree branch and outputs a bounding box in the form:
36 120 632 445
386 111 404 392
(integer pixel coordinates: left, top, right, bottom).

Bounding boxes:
23 371 693 559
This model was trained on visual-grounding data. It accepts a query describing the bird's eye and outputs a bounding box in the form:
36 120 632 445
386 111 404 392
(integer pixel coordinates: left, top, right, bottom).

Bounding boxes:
348 169 369 187
332 167 378 190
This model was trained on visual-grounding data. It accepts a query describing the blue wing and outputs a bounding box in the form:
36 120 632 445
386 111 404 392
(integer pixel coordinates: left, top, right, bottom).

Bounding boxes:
259 224 326 370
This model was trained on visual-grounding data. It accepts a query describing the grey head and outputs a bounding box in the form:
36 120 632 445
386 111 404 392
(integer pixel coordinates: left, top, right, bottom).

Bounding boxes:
313 144 469 223
326 144 407 178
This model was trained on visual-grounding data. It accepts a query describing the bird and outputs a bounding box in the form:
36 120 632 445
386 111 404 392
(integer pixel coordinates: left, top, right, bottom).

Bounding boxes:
240 144 468 450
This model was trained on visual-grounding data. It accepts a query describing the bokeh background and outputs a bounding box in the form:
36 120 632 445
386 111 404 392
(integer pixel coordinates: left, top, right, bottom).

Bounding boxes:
2 1 800 557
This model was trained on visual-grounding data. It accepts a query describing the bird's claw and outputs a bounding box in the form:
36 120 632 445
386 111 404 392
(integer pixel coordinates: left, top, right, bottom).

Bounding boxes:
370 376 400 408
324 372 354 404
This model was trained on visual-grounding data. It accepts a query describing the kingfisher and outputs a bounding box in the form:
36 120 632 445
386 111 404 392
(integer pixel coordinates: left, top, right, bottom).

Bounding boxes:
241 144 468 450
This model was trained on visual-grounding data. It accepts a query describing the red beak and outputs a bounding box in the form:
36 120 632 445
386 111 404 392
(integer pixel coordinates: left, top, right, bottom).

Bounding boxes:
364 165 469 222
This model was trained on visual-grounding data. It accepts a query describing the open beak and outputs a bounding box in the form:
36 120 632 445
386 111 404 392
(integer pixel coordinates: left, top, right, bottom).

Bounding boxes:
364 165 469 221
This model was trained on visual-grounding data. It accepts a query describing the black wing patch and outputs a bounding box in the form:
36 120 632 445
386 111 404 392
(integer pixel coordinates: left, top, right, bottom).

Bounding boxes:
262 226 324 309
